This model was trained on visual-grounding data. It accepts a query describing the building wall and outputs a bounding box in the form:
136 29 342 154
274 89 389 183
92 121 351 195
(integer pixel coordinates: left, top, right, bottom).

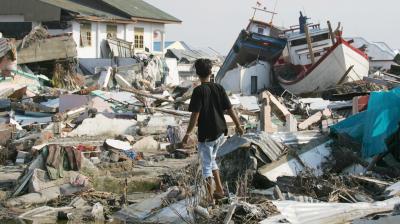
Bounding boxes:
221 66 242 93
60 20 165 58
371 61 396 71
221 61 271 96
0 15 25 22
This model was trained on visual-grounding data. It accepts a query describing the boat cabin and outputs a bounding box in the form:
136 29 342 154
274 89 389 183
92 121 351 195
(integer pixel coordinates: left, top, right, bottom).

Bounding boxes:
246 20 283 38
283 24 333 66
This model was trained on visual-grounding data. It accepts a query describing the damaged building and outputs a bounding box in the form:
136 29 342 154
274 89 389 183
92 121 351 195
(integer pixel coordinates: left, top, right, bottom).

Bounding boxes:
0 0 182 58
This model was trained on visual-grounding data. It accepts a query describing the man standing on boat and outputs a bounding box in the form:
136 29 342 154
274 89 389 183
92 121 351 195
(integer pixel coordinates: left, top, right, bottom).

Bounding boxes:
182 58 244 202
299 11 309 34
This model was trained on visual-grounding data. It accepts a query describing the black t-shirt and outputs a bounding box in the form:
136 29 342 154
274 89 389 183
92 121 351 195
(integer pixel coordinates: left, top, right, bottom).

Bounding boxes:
188 82 232 142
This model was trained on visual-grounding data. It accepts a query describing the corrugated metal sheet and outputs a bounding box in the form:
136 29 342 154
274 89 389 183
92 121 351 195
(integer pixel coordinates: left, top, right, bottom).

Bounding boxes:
217 132 286 162
270 197 400 224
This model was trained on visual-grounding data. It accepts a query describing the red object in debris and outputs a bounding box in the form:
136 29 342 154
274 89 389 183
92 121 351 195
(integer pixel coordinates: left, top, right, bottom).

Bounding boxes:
357 95 370 112
77 145 96 152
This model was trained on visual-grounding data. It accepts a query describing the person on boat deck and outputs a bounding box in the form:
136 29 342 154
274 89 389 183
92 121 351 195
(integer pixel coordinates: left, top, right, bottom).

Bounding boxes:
0 38 17 78
299 11 309 34
182 58 244 202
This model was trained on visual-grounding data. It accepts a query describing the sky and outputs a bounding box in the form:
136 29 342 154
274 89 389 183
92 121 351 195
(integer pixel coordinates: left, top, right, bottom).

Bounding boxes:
145 0 400 55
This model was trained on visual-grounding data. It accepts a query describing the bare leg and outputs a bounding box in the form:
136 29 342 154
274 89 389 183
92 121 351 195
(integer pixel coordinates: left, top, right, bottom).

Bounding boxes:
206 177 213 202
212 170 224 195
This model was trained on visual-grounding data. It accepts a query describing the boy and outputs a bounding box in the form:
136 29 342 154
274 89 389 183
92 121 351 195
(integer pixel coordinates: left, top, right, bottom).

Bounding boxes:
182 58 244 202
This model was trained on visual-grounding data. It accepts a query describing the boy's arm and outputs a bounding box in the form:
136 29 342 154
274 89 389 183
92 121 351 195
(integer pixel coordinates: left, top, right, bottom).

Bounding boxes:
227 108 244 136
182 112 200 144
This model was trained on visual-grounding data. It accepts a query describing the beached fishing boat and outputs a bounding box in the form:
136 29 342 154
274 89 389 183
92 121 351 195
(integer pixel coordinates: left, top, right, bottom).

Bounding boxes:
215 19 287 83
275 13 370 95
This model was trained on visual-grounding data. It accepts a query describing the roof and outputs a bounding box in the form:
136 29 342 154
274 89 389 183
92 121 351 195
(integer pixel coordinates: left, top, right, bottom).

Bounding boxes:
39 0 128 19
38 0 181 24
347 37 396 61
153 41 191 52
165 48 221 63
103 0 181 23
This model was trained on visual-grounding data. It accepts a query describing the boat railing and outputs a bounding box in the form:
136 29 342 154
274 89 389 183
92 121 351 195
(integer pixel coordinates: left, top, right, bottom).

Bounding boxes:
283 23 321 34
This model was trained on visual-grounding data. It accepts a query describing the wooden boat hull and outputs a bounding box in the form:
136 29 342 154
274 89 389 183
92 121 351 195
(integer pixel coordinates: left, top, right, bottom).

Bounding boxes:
276 39 370 95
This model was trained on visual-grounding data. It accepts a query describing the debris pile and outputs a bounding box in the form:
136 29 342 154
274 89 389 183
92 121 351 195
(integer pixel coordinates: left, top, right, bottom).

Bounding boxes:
0 11 400 224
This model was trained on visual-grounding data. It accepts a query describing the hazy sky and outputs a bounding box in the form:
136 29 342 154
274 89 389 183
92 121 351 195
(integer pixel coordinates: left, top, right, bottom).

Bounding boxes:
146 0 399 55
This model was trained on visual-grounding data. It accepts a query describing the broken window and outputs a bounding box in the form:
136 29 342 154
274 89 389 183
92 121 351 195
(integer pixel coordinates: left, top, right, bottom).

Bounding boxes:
106 24 117 38
134 27 144 49
80 23 92 47
290 33 330 47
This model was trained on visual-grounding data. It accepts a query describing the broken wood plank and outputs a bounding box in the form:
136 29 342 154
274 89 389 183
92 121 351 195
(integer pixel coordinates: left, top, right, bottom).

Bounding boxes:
151 107 191 117
119 87 174 103
298 111 323 130
223 203 237 224
264 91 291 122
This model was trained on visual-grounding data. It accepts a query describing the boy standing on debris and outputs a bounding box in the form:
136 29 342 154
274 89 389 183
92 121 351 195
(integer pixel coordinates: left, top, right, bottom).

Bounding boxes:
182 58 244 202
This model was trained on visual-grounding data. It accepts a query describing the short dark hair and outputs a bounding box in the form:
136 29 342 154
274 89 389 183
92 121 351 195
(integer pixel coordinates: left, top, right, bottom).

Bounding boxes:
194 58 212 78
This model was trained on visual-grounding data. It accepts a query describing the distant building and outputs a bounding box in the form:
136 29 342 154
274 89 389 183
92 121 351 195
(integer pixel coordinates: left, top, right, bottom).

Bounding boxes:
0 0 181 58
153 41 191 53
163 44 223 82
347 37 398 71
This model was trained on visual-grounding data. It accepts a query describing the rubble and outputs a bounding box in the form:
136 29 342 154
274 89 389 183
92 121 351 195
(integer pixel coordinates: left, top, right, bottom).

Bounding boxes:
0 7 399 224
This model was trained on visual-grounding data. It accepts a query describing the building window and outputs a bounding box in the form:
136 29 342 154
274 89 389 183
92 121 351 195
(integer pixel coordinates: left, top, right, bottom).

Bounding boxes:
257 27 264 34
80 23 92 47
134 27 144 49
106 24 117 38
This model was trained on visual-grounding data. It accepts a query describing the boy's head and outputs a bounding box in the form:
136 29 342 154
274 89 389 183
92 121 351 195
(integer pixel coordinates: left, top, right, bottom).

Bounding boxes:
194 58 212 78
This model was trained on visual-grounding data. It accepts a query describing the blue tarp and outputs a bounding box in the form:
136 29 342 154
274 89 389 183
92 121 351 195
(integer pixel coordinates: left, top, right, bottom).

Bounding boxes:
331 87 400 158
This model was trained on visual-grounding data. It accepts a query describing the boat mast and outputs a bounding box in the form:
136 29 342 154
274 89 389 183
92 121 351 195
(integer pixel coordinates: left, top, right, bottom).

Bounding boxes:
250 1 278 25
269 0 279 25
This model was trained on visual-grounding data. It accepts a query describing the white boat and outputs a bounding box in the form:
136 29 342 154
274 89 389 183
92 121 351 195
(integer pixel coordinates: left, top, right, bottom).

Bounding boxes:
274 13 370 95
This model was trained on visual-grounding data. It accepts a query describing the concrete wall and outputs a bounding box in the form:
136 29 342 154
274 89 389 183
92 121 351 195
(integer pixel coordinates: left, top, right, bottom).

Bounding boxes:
221 67 242 93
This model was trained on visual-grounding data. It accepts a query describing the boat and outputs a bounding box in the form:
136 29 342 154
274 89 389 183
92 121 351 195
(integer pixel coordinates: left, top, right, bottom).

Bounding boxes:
274 12 370 95
215 15 287 83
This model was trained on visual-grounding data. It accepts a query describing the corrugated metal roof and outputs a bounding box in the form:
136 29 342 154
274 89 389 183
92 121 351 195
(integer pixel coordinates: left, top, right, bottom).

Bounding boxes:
103 0 181 23
39 0 181 24
39 0 127 19
166 49 221 63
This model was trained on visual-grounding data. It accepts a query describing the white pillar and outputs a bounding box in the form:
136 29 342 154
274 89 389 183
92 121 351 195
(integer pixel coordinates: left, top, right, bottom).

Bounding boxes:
161 31 165 53
96 22 100 58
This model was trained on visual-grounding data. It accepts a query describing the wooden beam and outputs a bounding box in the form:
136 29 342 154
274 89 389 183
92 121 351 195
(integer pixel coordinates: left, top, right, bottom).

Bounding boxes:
327 20 336 45
119 87 174 103
304 24 315 64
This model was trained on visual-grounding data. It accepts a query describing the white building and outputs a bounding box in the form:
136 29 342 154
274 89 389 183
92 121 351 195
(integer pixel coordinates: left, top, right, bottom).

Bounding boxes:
347 37 398 71
220 61 271 96
0 0 181 58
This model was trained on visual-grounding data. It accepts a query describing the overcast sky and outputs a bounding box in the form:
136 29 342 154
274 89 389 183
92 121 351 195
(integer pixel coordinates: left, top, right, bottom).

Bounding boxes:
146 0 399 55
